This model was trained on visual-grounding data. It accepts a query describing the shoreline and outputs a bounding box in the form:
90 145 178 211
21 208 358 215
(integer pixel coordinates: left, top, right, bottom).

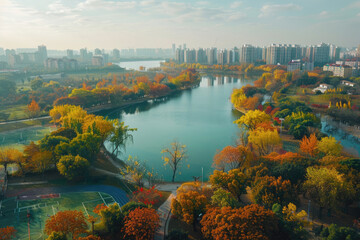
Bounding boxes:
0 85 197 133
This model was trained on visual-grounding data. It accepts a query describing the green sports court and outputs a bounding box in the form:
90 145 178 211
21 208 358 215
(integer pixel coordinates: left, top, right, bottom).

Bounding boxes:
0 191 118 240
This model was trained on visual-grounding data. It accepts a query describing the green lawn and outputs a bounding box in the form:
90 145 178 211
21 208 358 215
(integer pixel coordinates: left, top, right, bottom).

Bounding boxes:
0 124 56 149
0 192 116 240
0 105 29 122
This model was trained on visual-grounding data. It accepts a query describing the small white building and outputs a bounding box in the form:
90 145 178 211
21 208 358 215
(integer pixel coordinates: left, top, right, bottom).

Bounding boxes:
312 83 334 93
341 80 356 87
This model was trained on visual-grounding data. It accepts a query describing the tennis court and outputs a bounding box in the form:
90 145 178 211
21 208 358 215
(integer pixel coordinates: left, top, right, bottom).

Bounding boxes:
0 191 117 240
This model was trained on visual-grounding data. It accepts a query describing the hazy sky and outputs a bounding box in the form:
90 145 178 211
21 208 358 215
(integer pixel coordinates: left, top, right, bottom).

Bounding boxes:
1 0 359 50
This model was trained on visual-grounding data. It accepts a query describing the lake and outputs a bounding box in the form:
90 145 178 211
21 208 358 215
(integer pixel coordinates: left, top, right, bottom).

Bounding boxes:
105 75 253 181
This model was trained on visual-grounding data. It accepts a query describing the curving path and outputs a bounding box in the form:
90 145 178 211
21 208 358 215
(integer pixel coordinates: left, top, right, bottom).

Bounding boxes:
6 184 129 206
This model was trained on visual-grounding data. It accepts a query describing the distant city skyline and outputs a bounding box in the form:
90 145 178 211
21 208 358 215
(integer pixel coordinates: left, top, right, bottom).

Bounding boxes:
1 0 360 49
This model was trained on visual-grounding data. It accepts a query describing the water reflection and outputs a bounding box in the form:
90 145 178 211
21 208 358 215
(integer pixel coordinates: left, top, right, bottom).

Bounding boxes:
104 74 254 181
321 115 360 156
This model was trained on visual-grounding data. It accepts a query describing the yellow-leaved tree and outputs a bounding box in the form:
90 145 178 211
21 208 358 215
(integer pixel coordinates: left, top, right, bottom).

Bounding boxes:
234 110 271 130
248 129 282 156
317 136 342 156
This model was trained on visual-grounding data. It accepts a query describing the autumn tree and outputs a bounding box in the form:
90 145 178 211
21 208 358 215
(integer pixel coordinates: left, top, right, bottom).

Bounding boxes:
57 155 90 181
27 99 41 118
211 188 240 208
248 129 282 156
82 115 114 142
171 184 208 230
234 110 271 130
77 235 102 240
124 207 160 240
252 176 297 208
46 232 66 240
29 151 53 175
303 167 355 218
45 210 87 239
213 145 252 171
317 136 343 156
109 120 137 156
95 203 124 236
299 133 318 157
0 148 24 175
161 141 187 182
121 201 147 216
200 205 279 240
0 226 16 240
209 169 247 202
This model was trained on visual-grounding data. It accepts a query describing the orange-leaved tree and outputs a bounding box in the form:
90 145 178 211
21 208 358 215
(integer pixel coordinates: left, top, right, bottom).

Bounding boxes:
0 226 16 240
171 189 208 230
213 145 253 171
124 207 160 240
27 99 41 118
300 133 318 157
200 205 279 240
45 210 87 239
252 176 296 208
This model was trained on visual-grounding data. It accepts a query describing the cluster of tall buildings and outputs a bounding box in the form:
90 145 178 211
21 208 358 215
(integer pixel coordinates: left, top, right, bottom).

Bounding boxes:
0 45 48 67
174 43 342 67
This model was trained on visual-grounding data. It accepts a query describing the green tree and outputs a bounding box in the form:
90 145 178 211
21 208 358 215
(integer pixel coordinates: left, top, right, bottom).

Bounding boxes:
95 203 124 237
57 155 90 181
317 136 343 156
109 120 137 156
209 169 247 202
303 167 355 218
56 133 102 162
39 135 70 152
30 78 44 91
211 188 240 208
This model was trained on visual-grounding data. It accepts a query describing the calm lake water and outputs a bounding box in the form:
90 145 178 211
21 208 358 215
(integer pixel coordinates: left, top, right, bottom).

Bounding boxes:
105 75 253 181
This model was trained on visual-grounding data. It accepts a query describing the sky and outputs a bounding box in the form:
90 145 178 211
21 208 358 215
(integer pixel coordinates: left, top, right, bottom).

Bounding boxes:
0 0 360 50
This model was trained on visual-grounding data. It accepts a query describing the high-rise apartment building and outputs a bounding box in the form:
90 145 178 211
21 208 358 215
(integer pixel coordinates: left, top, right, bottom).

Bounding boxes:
37 45 47 63
184 49 196 63
240 44 255 63
314 43 330 65
196 48 207 64
112 49 120 60
207 48 217 65
217 50 227 65
266 44 281 65
67 49 74 59
175 48 184 63
329 44 340 62
80 48 88 62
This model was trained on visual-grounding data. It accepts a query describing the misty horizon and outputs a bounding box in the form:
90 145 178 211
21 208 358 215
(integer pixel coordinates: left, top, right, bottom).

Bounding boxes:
1 0 360 49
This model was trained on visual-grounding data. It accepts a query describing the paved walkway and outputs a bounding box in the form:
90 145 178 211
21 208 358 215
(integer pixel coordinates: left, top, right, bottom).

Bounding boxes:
7 181 47 186
154 183 180 240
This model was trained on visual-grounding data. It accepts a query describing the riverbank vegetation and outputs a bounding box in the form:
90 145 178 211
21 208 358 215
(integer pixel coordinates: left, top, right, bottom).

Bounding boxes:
0 67 200 123
0 103 173 239
166 67 360 240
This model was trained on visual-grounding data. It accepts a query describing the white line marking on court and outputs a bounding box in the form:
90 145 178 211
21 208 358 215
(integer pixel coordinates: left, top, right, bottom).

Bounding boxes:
82 202 89 216
98 192 107 206
52 205 55 215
